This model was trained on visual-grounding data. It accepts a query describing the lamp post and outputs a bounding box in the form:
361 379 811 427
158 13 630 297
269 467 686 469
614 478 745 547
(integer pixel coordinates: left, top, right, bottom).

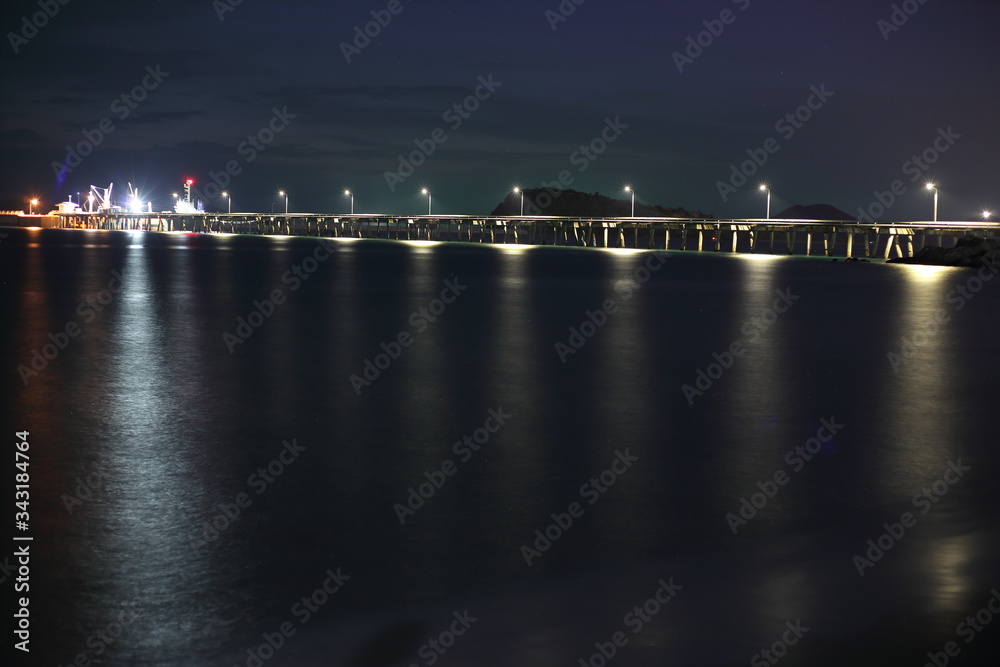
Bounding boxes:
624 186 635 217
222 192 231 214
512 187 524 216
345 190 354 215
29 198 38 214
926 183 938 222
421 188 431 215
279 190 288 214
759 185 771 219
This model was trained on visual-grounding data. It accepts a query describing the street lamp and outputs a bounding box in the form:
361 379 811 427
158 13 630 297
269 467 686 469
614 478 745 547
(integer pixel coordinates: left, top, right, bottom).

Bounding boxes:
279 190 288 214
29 198 38 214
759 185 771 219
421 188 431 215
345 190 354 215
926 183 938 222
513 187 524 216
984 210 992 221
624 186 635 217
222 191 231 214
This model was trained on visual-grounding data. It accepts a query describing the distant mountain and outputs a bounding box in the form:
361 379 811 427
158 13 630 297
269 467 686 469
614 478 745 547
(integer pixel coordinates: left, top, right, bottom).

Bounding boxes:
490 188 712 219
774 204 855 221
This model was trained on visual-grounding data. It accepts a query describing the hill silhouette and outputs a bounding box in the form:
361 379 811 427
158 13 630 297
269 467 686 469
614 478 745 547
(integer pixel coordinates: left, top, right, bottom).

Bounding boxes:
774 203 855 221
490 188 712 219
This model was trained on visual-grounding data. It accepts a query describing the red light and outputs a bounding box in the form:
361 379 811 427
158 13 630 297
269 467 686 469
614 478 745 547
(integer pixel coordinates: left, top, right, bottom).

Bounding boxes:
186 179 194 185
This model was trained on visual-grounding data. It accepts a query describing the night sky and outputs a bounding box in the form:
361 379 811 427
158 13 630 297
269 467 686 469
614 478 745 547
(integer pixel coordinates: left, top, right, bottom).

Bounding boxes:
2 0 997 220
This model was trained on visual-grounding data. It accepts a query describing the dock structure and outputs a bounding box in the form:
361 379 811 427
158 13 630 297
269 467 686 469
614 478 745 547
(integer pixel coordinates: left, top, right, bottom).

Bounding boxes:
50 213 1000 259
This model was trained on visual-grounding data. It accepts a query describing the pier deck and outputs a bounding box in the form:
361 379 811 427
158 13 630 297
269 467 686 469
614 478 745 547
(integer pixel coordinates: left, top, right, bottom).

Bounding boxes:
49 213 1000 259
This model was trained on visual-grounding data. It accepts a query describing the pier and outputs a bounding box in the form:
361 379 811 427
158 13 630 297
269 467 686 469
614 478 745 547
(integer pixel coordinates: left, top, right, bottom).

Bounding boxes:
49 212 1000 259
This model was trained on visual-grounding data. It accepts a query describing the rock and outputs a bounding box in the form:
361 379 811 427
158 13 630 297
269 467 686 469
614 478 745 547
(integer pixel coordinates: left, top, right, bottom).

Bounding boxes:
887 237 1000 268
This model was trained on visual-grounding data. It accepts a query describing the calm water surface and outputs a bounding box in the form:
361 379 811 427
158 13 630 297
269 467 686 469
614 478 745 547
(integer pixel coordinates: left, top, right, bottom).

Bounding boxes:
2 226 999 666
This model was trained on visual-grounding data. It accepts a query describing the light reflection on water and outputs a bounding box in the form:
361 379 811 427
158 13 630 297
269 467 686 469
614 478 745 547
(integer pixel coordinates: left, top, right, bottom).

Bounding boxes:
2 228 999 666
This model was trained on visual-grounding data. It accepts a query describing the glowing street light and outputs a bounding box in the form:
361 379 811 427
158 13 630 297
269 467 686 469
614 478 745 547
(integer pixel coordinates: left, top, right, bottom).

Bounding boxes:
222 191 231 214
512 187 524 216
344 190 354 215
421 188 432 215
279 190 288 214
759 185 771 219
29 198 38 214
624 186 635 217
983 210 991 221
926 183 938 222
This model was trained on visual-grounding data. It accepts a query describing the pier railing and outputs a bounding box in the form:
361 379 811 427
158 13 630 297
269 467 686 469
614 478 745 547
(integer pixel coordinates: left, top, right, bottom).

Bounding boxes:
49 213 1000 259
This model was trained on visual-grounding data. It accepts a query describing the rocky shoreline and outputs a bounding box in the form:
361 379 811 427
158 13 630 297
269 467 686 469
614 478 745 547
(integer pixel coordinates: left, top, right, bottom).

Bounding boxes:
887 236 1000 268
